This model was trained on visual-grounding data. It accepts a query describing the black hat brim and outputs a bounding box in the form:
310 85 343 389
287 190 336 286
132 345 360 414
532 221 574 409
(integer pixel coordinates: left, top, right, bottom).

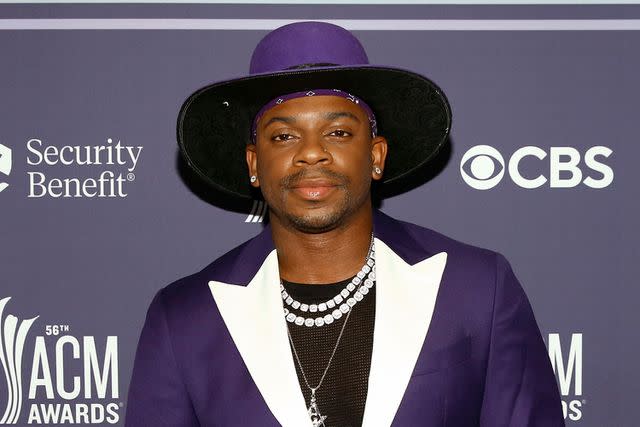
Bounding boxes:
177 65 452 201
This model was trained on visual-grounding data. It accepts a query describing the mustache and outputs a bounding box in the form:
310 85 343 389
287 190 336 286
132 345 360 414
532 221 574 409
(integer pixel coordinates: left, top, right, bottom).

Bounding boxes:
281 168 349 188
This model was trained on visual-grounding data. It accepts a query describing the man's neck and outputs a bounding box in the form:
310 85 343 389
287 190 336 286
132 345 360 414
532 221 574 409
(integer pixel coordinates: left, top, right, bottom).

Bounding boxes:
270 208 374 285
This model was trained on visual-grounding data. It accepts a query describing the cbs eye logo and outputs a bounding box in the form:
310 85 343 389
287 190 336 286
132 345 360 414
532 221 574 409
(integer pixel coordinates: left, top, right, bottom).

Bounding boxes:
460 144 613 190
460 145 505 190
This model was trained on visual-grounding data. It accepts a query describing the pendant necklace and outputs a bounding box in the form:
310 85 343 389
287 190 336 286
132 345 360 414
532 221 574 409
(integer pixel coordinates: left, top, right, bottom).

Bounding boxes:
283 234 375 427
286 301 354 427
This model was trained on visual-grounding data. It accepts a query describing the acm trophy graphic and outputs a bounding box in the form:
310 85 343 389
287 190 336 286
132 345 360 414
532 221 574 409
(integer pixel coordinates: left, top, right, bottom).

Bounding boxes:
0 297 38 425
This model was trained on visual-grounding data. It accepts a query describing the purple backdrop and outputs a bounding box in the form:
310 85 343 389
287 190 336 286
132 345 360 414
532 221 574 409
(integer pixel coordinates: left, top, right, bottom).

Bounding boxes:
1 2 638 426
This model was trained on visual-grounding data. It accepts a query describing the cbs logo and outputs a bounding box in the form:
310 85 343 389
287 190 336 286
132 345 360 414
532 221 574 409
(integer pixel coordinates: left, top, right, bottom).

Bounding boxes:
460 145 613 190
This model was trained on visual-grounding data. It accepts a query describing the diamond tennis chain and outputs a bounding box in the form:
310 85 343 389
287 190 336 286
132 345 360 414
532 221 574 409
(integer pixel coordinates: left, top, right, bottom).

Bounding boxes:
281 234 376 327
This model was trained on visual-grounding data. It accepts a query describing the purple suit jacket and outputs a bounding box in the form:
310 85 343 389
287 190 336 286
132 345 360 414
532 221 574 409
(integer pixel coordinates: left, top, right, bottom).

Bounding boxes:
125 210 564 426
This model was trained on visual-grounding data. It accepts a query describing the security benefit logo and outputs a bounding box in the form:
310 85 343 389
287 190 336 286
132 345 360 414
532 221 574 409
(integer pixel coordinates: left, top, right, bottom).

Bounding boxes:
460 145 613 190
548 333 584 422
25 138 142 198
0 297 120 425
0 144 11 193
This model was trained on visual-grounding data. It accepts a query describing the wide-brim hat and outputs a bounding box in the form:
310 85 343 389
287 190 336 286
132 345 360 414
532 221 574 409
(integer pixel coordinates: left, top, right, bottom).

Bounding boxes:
177 21 452 201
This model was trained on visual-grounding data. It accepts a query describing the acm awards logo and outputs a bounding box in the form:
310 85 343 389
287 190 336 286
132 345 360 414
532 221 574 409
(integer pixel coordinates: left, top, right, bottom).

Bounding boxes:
460 145 613 190
0 297 120 425
548 333 584 422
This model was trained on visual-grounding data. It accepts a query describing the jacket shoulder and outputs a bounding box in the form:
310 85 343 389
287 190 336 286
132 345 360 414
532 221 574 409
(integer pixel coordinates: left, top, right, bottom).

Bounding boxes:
376 211 501 274
159 231 268 312
151 231 268 326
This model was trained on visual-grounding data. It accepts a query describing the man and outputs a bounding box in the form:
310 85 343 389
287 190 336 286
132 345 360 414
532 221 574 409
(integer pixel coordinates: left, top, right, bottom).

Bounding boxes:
125 21 564 427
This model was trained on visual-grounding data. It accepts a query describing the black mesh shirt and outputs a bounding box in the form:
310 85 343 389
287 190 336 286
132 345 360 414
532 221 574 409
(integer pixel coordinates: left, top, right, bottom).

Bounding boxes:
280 276 376 427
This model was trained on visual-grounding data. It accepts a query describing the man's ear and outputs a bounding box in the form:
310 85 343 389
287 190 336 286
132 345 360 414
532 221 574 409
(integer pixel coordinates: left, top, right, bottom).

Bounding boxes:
245 144 260 187
371 136 388 181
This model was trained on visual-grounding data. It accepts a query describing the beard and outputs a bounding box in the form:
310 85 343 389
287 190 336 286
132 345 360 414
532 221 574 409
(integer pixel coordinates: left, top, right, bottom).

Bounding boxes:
283 191 354 233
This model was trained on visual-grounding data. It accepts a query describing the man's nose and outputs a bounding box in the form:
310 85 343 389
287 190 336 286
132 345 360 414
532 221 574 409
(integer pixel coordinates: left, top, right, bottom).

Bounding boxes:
293 134 332 166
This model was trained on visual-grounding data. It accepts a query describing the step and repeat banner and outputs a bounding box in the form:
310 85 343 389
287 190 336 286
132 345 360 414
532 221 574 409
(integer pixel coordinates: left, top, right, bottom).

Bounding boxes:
0 2 637 426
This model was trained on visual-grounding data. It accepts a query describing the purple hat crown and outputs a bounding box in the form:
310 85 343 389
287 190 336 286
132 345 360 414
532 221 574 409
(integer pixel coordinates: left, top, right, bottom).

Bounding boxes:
248 22 377 144
249 21 370 75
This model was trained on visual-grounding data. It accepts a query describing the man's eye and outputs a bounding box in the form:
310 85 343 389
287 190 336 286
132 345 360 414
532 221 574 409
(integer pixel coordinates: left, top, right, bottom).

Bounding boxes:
272 133 294 141
328 130 351 137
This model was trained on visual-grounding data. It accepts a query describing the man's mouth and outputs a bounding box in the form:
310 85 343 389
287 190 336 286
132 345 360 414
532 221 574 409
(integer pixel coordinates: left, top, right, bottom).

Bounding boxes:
289 180 340 200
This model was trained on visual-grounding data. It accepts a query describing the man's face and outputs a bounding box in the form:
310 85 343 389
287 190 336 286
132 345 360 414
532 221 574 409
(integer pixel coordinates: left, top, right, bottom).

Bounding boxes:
246 95 387 233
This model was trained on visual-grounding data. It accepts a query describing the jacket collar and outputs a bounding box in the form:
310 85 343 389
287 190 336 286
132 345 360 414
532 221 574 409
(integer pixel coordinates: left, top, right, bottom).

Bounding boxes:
205 210 436 286
207 210 447 426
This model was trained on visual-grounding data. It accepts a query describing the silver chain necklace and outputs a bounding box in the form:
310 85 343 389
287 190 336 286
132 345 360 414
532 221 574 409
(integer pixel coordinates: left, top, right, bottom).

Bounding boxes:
286 303 354 427
283 234 375 427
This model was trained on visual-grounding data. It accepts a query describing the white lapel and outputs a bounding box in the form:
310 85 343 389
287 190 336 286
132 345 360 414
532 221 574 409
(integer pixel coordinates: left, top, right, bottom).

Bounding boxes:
361 238 447 427
208 250 313 427
208 239 447 427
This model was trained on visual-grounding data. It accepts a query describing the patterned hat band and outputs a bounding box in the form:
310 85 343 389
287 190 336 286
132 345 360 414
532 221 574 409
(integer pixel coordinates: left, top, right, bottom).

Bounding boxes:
250 88 378 144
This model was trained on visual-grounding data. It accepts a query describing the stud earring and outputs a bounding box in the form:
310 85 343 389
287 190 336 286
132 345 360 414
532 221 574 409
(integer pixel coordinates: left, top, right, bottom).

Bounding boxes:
250 175 257 183
374 167 382 174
